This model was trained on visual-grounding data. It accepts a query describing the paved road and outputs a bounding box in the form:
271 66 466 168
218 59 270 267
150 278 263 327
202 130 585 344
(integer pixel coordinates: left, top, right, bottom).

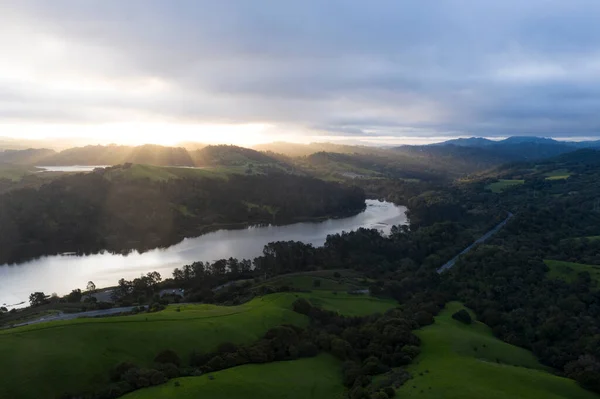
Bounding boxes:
437 212 514 274
9 306 138 328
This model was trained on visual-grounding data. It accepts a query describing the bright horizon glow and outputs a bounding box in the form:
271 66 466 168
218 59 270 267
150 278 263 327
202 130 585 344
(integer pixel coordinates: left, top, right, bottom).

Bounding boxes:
0 122 288 147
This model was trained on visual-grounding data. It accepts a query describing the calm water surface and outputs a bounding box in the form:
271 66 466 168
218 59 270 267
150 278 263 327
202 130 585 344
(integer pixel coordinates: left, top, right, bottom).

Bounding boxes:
36 165 110 172
0 200 407 307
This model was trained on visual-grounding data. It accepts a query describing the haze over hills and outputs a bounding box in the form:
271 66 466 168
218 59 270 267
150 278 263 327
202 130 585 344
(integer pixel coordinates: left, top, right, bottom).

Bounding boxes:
1 136 599 178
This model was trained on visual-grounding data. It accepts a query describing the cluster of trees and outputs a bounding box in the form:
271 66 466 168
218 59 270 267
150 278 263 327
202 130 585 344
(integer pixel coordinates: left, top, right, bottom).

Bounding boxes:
291 297 445 399
445 154 600 393
0 170 365 265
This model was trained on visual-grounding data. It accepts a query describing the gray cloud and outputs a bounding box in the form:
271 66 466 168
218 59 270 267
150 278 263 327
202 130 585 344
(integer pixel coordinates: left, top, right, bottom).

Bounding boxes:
2 0 600 139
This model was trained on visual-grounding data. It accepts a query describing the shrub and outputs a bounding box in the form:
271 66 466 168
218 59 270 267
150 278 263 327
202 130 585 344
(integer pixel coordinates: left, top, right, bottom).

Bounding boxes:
313 279 321 288
205 355 225 371
156 362 180 379
154 349 181 367
292 298 312 315
414 311 434 327
383 386 396 398
342 361 362 387
110 361 137 382
333 272 341 278
452 309 472 325
298 341 319 358
371 392 389 399
217 342 238 354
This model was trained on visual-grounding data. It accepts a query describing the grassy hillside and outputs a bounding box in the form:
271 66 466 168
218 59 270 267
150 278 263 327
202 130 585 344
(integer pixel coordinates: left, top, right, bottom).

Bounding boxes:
485 179 525 193
397 302 597 399
102 164 229 181
0 291 393 399
545 259 600 284
545 169 572 180
0 294 306 399
296 291 396 317
123 354 344 399
0 164 40 181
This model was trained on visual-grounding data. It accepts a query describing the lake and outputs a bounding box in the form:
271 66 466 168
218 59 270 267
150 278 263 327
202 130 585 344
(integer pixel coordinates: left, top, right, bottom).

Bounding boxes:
0 200 407 307
36 165 110 172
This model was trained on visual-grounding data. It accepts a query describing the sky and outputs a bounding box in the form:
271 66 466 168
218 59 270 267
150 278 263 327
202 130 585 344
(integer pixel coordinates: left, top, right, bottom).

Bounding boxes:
2 0 600 146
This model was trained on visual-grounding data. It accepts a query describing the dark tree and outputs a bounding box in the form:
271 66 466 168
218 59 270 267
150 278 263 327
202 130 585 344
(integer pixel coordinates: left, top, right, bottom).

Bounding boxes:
154 350 181 367
452 309 472 325
29 292 47 307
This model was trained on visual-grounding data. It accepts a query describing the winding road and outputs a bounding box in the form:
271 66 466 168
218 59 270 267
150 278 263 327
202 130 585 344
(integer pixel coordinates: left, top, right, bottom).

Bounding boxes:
437 212 514 274
7 306 137 329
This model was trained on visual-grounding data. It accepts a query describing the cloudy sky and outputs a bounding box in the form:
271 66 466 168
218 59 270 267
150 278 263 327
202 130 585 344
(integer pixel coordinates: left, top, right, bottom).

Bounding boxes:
2 0 600 146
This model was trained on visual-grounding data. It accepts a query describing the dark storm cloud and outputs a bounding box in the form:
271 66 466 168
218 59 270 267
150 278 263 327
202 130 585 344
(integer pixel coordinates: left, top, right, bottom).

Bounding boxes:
2 0 600 138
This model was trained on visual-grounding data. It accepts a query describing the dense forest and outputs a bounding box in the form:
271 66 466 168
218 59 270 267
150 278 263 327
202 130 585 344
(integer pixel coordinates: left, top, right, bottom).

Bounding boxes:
0 167 365 265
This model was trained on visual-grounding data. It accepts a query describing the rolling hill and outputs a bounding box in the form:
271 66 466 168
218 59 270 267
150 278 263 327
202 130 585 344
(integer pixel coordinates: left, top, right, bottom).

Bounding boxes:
397 302 598 399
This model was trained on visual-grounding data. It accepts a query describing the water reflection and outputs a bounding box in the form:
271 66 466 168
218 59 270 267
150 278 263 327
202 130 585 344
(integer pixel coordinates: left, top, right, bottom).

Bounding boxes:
0 200 407 307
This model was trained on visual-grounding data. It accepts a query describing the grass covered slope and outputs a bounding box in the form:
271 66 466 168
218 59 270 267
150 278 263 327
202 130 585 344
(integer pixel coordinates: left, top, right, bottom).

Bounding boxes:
0 291 391 399
0 294 306 399
486 179 525 193
545 259 600 284
398 302 598 399
297 291 396 317
123 354 344 399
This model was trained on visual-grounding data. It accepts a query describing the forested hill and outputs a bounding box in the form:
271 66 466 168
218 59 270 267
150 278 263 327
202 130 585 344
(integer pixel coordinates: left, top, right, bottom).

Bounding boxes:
28 144 195 166
431 136 600 161
2 138 593 180
0 169 365 265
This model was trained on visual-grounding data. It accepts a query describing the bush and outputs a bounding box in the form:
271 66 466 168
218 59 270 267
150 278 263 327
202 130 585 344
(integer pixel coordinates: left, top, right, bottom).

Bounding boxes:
110 361 137 382
342 361 362 387
452 309 472 325
156 362 180 379
205 355 226 371
333 272 341 278
371 392 389 399
414 311 434 327
292 298 312 315
313 279 321 288
154 349 181 367
401 345 420 360
383 386 396 398
298 341 319 358
217 342 238 354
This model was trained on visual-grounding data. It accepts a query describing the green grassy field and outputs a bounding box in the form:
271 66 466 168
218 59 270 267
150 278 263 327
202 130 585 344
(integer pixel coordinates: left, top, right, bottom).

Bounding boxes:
0 165 39 181
545 259 600 284
0 294 306 399
0 291 392 399
297 291 397 317
123 354 344 399
397 302 597 399
104 164 230 181
485 179 525 193
545 169 572 180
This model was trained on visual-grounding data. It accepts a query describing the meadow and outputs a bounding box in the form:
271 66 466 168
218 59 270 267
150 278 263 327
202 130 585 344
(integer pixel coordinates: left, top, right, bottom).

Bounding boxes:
396 302 597 399
544 169 572 180
0 290 393 399
123 354 344 399
0 294 305 399
485 179 525 193
545 259 600 284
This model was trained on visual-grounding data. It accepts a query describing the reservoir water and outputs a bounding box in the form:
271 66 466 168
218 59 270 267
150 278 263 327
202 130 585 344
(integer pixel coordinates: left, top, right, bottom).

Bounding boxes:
0 200 407 307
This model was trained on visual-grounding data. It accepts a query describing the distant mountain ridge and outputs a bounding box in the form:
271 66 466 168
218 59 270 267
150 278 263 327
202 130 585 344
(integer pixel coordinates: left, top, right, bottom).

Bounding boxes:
431 136 600 162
